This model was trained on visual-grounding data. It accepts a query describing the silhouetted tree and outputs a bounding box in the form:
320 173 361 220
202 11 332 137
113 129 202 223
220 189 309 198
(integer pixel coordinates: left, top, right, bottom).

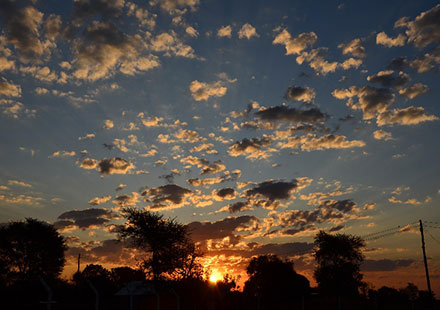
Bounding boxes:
314 231 365 297
110 266 146 286
0 218 66 284
244 254 310 304
117 207 201 281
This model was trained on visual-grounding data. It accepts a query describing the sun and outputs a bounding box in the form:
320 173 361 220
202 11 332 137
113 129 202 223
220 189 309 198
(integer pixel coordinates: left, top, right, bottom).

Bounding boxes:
209 270 222 284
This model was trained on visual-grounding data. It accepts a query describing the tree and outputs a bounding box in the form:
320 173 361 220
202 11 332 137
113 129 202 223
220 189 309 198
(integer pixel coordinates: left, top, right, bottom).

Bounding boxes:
110 266 146 286
0 218 66 284
244 255 310 301
117 207 201 281
314 231 365 297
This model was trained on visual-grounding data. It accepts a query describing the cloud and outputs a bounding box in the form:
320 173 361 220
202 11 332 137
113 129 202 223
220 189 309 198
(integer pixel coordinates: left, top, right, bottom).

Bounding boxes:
367 70 410 88
126 2 156 29
332 86 395 120
8 179 32 188
150 0 199 13
0 56 15 71
54 208 116 230
238 23 258 39
296 48 339 75
256 106 329 123
338 38 366 58
388 196 427 205
0 194 44 205
376 32 406 47
80 158 98 170
0 99 35 119
277 199 360 235
50 150 76 158
217 25 232 38
141 184 192 210
227 137 273 160
362 259 414 271
150 31 197 59
395 4 440 48
398 83 429 99
71 0 125 23
72 21 160 81
89 195 112 205
388 57 409 71
273 29 317 55
216 188 236 199
78 133 96 140
187 215 259 243
103 119 114 129
185 26 199 37
377 106 438 126
284 85 316 102
246 180 297 201
278 134 365 151
181 156 226 175
174 128 202 143
0 77 21 97
97 157 135 175
113 192 139 207
410 53 440 73
19 65 58 82
373 129 393 141
221 201 253 214
0 2 49 63
189 80 228 101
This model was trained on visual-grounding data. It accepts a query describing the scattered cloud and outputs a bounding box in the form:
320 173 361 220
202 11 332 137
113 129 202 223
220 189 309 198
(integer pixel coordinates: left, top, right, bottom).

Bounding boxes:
332 86 395 120
284 85 316 102
189 79 229 101
338 38 366 58
256 105 329 123
377 106 438 126
367 70 410 89
278 134 365 151
376 32 406 47
238 23 259 39
373 129 393 141
217 25 232 38
103 120 114 129
54 208 116 230
273 29 317 55
395 4 440 49
0 77 21 97
89 195 112 206
228 137 273 160
7 180 32 188
142 184 192 210
398 83 429 99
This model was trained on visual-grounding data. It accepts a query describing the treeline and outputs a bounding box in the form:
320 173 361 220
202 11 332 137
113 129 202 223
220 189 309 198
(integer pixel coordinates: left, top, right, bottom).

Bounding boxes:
0 209 437 309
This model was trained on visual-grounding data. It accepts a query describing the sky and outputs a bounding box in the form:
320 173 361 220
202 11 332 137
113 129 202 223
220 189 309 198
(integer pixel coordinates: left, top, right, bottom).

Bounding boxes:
1 0 440 293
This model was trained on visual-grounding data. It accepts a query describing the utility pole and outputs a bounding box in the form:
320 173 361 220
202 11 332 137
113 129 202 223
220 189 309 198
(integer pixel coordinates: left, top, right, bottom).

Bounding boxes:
77 253 81 273
419 220 433 300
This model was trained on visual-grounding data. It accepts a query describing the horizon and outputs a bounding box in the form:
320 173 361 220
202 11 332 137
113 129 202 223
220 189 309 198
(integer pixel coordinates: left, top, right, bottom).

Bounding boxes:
0 0 439 295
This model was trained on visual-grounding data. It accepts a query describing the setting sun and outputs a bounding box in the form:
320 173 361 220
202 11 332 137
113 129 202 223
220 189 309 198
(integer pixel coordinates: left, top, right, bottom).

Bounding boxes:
209 270 223 284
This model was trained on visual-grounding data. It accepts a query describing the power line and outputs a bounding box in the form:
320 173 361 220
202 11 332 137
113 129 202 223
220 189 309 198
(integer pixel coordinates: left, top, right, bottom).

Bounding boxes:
425 228 440 246
361 222 419 242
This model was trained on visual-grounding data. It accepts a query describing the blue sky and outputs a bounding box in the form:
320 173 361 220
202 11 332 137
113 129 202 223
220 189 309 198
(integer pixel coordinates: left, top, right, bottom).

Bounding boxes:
0 0 439 291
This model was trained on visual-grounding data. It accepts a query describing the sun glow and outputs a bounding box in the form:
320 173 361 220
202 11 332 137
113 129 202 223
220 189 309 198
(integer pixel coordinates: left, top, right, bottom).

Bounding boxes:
209 270 223 284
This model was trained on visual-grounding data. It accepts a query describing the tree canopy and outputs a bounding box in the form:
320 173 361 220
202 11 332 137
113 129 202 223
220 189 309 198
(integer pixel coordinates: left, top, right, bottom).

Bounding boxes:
314 231 365 297
0 218 67 284
117 207 201 281
244 254 310 300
